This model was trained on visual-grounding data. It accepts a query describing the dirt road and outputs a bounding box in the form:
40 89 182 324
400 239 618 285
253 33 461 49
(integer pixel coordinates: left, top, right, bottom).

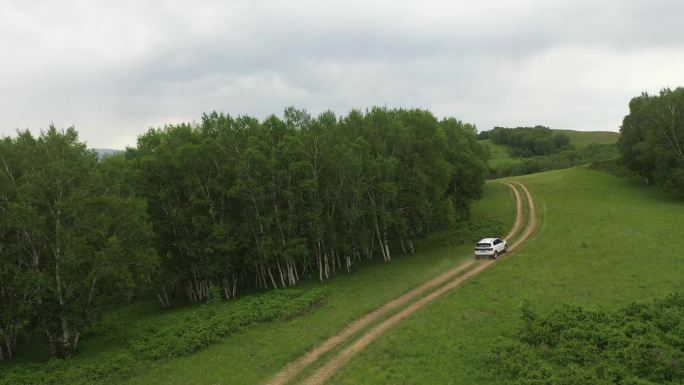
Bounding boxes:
264 181 536 385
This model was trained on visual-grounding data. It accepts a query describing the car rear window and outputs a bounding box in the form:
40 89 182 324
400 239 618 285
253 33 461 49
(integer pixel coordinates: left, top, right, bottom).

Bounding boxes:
476 243 491 248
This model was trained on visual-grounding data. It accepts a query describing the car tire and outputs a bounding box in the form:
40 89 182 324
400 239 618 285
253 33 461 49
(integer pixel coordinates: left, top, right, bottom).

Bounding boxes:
492 251 498 260
504 245 508 253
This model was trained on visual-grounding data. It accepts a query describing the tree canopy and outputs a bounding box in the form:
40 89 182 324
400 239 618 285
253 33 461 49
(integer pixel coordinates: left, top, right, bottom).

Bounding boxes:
0 107 487 359
0 127 157 358
479 126 573 157
126 107 487 304
618 87 684 193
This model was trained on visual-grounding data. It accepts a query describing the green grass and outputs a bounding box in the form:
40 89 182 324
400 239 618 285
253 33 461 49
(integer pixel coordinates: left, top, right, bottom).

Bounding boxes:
480 139 522 168
556 129 619 148
481 130 619 171
480 130 620 168
470 182 516 231
329 167 684 384
482 130 620 177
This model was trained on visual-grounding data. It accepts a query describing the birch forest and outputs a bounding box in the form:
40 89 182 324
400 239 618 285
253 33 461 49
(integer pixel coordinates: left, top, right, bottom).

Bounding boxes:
0 107 487 359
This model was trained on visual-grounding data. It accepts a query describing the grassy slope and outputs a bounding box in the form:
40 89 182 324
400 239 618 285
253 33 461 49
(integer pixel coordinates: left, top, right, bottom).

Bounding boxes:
112 182 516 385
330 167 684 385
556 129 619 147
481 129 619 169
480 139 521 168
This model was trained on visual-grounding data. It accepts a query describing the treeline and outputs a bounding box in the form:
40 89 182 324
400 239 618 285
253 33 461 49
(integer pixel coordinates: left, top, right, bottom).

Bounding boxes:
479 126 572 157
619 87 684 193
490 143 619 178
128 107 486 304
0 107 488 359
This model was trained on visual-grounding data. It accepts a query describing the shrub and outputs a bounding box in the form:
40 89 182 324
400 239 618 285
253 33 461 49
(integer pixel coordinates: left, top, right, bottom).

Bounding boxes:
490 144 619 178
489 294 684 385
128 288 330 360
589 158 638 178
0 288 330 385
483 126 573 157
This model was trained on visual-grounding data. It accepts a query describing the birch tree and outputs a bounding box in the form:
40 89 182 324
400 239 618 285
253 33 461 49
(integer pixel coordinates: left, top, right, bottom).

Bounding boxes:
0 127 157 358
619 88 684 192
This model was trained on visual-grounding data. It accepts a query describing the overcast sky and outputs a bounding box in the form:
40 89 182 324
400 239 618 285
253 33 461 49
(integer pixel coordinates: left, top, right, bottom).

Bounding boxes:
1 0 683 149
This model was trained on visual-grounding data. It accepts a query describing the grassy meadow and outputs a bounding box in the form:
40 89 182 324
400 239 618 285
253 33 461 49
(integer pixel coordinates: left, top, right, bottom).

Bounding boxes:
481 129 619 170
328 167 683 384
556 129 619 147
479 139 522 168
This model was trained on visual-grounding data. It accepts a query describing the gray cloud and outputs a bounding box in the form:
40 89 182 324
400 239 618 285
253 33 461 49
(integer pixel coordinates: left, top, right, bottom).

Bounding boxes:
1 0 683 148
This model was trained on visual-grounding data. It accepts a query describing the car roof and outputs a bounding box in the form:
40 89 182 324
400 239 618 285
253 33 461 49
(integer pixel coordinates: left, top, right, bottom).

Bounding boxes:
477 238 498 243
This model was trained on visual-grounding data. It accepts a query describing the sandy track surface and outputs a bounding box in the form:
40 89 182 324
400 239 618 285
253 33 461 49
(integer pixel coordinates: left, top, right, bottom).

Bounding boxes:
502 182 523 242
509 182 537 251
263 260 477 385
264 182 534 385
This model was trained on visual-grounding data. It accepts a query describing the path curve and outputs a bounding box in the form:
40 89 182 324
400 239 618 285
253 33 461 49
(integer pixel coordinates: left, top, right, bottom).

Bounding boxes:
509 182 537 251
502 182 523 242
300 182 537 385
264 182 533 385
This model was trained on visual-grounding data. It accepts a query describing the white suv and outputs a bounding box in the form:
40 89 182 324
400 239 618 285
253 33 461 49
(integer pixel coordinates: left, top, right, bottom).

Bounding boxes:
474 238 507 259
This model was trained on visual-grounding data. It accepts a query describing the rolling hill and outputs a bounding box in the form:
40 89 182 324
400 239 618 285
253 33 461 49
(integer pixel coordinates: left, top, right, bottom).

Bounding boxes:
480 129 620 176
555 129 619 148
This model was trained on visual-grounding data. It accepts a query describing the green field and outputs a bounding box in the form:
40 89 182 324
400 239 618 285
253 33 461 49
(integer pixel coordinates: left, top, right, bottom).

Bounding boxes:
481 129 620 173
556 129 619 147
480 139 522 168
328 167 683 384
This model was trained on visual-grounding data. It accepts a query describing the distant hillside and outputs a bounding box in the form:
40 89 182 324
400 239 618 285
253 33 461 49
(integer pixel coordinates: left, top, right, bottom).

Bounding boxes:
480 129 620 177
479 139 522 168
92 148 123 159
553 129 619 147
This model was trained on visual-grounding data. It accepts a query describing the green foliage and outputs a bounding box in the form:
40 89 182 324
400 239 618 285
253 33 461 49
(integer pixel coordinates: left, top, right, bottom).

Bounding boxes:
589 158 637 178
489 294 684 385
0 353 137 385
129 288 330 360
413 216 504 250
490 143 619 177
0 127 157 359
480 126 573 157
479 127 617 178
126 107 487 305
618 87 684 194
0 288 329 385
1 107 487 360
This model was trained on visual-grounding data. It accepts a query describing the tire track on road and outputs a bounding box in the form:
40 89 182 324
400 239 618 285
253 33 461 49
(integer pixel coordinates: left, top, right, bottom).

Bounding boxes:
265 182 533 385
